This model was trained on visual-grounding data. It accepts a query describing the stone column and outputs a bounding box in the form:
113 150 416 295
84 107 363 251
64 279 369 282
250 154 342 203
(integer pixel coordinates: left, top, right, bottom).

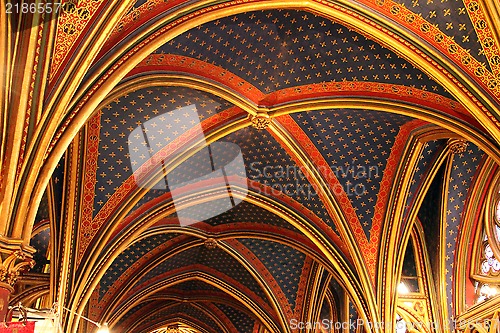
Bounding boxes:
0 250 35 322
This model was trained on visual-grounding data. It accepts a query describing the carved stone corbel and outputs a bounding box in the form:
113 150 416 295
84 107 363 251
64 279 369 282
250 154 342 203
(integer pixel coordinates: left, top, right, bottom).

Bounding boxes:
447 139 468 154
0 251 35 292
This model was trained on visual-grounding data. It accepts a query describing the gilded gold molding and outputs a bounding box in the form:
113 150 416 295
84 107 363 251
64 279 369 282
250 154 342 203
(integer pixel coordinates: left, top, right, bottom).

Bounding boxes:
102 75 500 163
456 308 500 332
104 74 259 116
437 150 457 323
412 222 445 333
89 187 366 333
396 304 432 333
378 126 451 327
111 272 282 333
471 0 500 78
457 157 497 314
483 168 500 261
457 295 500 321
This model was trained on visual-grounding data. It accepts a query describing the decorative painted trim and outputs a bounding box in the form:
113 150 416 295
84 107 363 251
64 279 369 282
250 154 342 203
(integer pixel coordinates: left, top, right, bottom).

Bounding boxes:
77 111 102 264
464 0 500 78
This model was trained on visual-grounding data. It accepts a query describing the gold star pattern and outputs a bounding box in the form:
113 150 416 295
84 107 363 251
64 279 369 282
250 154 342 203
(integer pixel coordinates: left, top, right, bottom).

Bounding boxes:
215 302 258 333
156 10 451 97
393 0 490 70
443 144 483 318
99 233 177 298
239 238 306 310
292 109 411 238
136 246 270 303
224 127 338 234
95 86 232 215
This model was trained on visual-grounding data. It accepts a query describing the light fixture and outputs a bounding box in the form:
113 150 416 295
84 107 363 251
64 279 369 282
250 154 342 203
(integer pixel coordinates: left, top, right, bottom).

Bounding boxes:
61 306 110 333
96 323 110 333
397 282 410 294
479 284 499 299
5 303 110 333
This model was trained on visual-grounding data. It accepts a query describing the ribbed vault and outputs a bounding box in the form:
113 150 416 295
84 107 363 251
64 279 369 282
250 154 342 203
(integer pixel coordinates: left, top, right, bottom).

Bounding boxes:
5 1 500 333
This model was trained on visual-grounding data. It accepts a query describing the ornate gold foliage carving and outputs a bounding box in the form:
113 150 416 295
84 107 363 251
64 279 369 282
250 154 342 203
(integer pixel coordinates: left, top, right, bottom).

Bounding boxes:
204 238 218 250
250 113 271 130
447 139 468 154
0 251 35 288
166 324 179 333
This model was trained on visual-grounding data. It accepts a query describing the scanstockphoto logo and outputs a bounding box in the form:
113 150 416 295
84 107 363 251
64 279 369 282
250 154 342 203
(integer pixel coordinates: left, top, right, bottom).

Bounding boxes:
249 162 379 198
289 319 370 331
290 318 500 332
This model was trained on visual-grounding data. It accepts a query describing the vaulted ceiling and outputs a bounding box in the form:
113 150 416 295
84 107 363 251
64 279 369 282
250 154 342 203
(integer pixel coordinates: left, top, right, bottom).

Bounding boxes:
4 0 500 333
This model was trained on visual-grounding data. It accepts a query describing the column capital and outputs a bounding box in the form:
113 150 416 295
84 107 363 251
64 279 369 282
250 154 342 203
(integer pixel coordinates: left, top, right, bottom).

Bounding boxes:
0 249 35 292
